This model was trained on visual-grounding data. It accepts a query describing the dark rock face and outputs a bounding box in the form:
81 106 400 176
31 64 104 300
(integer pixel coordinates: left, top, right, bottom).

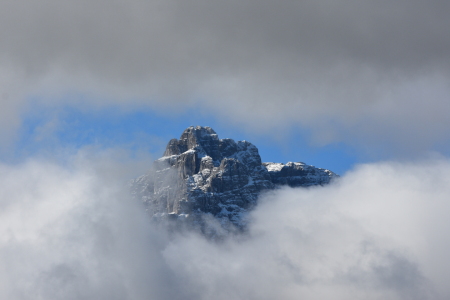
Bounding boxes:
263 162 336 187
131 126 338 229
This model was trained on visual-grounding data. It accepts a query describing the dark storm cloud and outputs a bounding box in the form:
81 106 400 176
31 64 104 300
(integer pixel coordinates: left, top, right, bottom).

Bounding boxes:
2 1 449 77
0 0 449 153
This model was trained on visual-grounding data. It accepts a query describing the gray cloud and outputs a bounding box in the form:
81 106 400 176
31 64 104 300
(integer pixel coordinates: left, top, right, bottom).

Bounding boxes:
1 0 450 153
1 151 450 299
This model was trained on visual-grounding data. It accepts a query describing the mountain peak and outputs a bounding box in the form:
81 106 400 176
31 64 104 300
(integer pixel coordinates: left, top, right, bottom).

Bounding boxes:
181 126 217 138
163 126 220 159
132 126 338 235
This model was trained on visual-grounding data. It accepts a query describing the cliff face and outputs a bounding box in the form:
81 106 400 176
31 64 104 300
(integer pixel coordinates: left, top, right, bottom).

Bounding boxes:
131 126 338 228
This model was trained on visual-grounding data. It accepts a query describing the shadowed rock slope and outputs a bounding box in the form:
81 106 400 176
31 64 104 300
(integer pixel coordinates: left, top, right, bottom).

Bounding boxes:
131 126 338 230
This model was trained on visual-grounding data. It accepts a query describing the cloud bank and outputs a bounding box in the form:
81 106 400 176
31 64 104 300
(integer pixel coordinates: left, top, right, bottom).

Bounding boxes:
1 152 450 299
1 0 449 154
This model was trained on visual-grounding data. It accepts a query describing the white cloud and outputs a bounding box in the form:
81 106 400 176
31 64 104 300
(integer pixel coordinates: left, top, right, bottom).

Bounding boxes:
164 159 450 300
1 152 450 299
0 153 182 300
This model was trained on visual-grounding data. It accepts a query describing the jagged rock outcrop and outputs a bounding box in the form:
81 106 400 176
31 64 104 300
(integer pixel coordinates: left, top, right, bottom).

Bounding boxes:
131 126 338 230
263 162 336 187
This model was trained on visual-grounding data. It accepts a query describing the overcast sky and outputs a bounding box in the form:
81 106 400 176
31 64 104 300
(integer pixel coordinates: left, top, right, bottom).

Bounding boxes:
1 1 450 299
0 0 449 162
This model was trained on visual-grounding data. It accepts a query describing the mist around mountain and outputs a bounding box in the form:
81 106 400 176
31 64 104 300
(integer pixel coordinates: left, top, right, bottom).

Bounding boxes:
0 1 449 299
1 151 450 300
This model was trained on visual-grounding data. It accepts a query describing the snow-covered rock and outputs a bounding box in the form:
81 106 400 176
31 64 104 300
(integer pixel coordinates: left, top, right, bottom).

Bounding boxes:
263 162 336 186
130 126 338 232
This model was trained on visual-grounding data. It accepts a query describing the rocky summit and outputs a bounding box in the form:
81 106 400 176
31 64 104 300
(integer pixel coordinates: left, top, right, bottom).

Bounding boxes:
130 126 338 233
